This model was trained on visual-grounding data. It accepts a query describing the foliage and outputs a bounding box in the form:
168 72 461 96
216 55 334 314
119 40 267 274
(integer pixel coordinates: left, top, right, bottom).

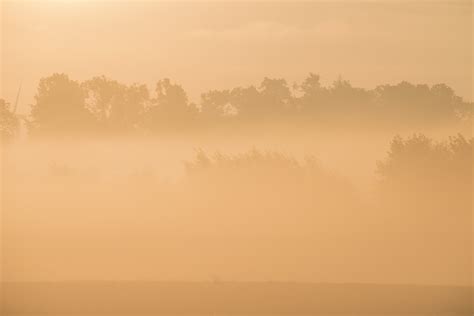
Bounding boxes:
376 134 472 215
184 149 357 211
30 74 95 135
5 73 471 138
0 99 20 142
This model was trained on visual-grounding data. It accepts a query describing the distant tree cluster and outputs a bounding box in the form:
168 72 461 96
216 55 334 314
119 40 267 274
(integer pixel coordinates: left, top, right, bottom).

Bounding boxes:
376 133 472 216
182 134 472 230
1 73 472 138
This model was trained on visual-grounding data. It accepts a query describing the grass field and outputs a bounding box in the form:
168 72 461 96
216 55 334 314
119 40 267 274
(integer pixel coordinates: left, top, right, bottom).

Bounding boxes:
1 281 472 315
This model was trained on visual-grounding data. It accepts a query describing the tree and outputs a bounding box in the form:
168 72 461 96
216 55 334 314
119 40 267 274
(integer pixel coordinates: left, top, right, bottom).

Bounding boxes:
0 99 19 142
300 73 322 96
259 77 293 115
144 79 197 131
374 82 472 126
111 83 148 132
83 76 149 132
376 134 472 215
296 73 328 116
200 89 233 122
229 85 262 120
326 77 374 122
30 74 95 135
83 76 123 124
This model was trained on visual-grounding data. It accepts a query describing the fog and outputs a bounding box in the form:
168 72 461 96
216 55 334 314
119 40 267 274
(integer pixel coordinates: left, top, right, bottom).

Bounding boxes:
2 128 472 286
1 0 472 314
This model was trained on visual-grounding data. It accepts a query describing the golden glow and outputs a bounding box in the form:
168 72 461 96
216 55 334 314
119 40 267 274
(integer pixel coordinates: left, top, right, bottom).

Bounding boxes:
0 1 472 314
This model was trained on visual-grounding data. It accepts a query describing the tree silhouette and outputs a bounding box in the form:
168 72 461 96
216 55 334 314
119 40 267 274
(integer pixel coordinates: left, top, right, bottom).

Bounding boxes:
23 73 473 136
0 99 19 142
30 73 95 135
228 85 263 121
376 134 472 214
200 89 233 122
259 77 293 115
374 82 471 126
83 76 122 124
144 78 198 132
83 76 148 133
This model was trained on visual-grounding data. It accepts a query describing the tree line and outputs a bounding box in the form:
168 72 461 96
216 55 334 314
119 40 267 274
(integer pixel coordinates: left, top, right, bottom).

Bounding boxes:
1 73 472 140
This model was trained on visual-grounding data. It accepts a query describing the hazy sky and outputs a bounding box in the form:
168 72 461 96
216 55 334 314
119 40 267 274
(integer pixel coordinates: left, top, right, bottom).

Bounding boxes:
1 1 472 114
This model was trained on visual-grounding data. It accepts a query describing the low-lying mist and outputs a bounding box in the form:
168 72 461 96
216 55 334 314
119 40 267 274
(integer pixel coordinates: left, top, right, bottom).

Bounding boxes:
1 1 473 312
1 131 472 287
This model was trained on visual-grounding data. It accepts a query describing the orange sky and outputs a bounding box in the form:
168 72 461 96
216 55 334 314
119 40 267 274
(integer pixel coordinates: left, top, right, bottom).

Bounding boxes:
1 1 472 114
